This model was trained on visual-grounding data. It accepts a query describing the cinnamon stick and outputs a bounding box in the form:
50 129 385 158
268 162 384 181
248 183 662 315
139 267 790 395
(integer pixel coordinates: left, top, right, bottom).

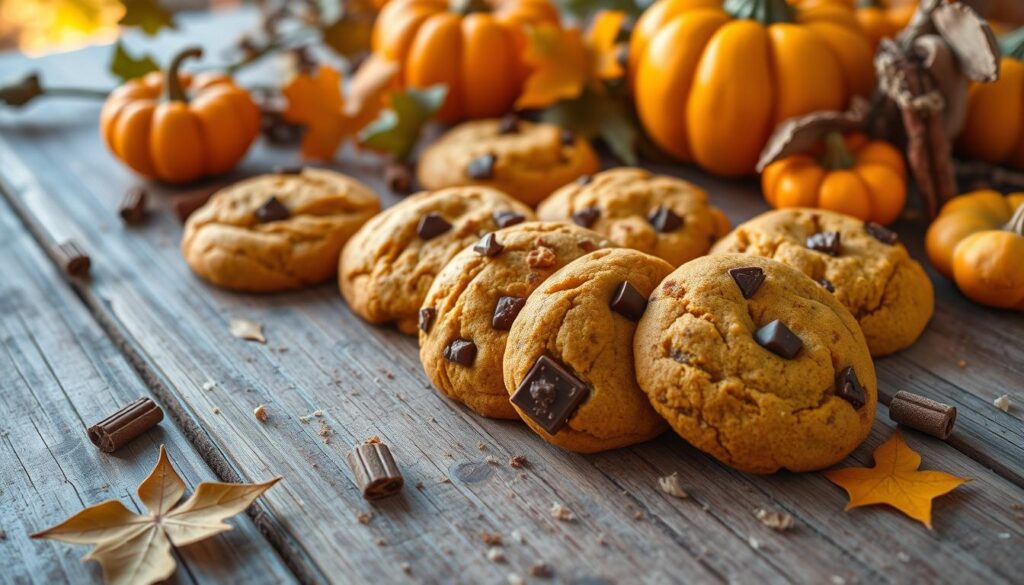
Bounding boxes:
87 397 164 452
173 191 214 223
118 187 148 225
889 390 957 440
52 239 90 277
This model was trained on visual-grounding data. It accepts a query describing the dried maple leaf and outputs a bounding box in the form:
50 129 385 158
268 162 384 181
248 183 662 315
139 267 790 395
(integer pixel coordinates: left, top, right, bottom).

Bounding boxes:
32 446 280 585
825 432 969 529
516 25 589 110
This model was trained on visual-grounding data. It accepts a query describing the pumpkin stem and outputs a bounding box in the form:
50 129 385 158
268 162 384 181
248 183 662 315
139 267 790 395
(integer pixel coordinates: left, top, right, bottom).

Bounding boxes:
1006 204 1024 236
164 46 203 103
999 28 1024 61
723 0 794 25
820 132 856 171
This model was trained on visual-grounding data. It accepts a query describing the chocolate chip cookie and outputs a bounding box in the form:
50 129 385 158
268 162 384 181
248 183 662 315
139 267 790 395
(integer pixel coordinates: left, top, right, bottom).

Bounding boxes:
416 118 600 206
634 254 876 473
711 208 933 356
182 167 379 292
339 186 535 334
504 248 671 452
420 222 612 419
537 167 731 266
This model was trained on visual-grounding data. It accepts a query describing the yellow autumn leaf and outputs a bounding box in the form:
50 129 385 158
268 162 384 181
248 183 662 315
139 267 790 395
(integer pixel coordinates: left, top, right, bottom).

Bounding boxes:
824 432 969 529
516 24 589 110
32 446 280 585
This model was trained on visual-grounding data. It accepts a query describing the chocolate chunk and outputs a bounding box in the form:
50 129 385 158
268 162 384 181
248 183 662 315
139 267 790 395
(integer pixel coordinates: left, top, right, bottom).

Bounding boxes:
818 278 836 293
255 196 290 223
417 212 452 240
346 441 404 500
610 281 647 322
467 153 497 180
865 222 898 245
493 210 525 228
834 366 866 409
492 296 527 330
510 355 590 434
577 174 593 186
754 320 803 359
498 113 520 134
648 206 684 233
385 162 414 194
118 187 147 225
806 231 841 256
87 397 164 453
728 267 765 299
419 307 436 333
473 233 504 257
53 240 90 277
273 165 304 175
888 390 956 440
443 338 477 366
560 129 576 145
572 206 600 228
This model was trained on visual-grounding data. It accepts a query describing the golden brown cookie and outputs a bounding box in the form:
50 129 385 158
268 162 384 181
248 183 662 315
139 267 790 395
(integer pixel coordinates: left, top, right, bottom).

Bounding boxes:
340 186 535 334
711 208 933 356
634 254 877 474
420 222 612 419
503 248 671 452
416 118 600 206
182 167 379 292
537 167 731 266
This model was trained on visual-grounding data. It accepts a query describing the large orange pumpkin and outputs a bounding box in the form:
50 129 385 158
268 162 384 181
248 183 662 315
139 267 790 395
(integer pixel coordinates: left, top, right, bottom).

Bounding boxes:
629 0 875 176
958 30 1024 169
371 0 560 122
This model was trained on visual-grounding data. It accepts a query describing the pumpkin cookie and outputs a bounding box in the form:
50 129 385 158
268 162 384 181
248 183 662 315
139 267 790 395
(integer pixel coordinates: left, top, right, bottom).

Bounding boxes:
504 248 671 452
416 117 600 206
711 208 933 356
181 167 379 292
340 186 535 334
537 167 731 266
420 222 612 419
635 254 877 474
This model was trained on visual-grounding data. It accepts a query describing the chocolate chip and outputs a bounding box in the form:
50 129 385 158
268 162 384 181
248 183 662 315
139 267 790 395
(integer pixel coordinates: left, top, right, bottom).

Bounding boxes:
498 113 520 134
255 196 290 223
419 307 436 333
492 296 527 330
273 165 304 175
473 233 504 257
754 320 803 359
806 231 841 256
510 355 590 434
818 278 836 293
865 222 899 245
728 267 765 299
577 174 593 186
572 206 600 228
443 339 477 366
417 212 452 240
493 210 525 228
648 206 684 233
467 153 497 180
834 366 866 408
560 129 576 145
610 281 647 322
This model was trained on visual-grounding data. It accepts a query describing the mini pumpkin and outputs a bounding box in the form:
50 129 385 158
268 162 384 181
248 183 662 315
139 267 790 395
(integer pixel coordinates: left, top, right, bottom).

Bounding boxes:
958 30 1024 169
371 0 560 122
852 0 916 48
925 190 1024 310
629 0 874 176
762 132 907 225
100 47 260 184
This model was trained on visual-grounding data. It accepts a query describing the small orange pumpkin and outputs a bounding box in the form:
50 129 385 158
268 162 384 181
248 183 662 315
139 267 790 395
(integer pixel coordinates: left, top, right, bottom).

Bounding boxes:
762 132 907 225
925 190 1024 310
100 47 261 184
853 0 916 48
958 30 1024 169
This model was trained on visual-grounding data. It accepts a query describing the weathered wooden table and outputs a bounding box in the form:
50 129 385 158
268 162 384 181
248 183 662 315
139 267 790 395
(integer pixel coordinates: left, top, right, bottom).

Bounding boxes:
1 8 1022 585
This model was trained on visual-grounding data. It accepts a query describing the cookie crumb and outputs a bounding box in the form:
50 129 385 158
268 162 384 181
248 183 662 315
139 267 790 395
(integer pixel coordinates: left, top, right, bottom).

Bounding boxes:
356 511 374 525
477 441 487 450
507 574 525 585
0 528 6 540
830 576 846 585
510 529 525 544
376 538 387 546
441 476 451 483
529 562 552 578
658 472 688 498
633 511 643 521
253 404 269 422
956 359 967 369
748 536 761 550
755 508 794 531
313 409 324 417
486 547 506 563
994 394 1011 412
211 406 221 415
481 532 503 546
201 380 217 391
415 481 424 490
896 551 910 563
486 455 500 465
401 563 412 575
550 503 574 522
596 533 607 546
509 455 528 468
299 414 312 423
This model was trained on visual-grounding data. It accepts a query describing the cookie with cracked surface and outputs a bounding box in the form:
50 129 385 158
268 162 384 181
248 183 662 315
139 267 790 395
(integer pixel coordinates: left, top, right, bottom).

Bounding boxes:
420 222 612 419
711 208 933 356
537 167 731 266
181 168 380 292
340 186 535 334
416 118 600 206
635 254 876 473
503 248 671 452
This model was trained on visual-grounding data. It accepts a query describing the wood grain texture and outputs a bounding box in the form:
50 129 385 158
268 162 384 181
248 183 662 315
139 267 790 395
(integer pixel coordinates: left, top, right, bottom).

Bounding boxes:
0 8 1022 584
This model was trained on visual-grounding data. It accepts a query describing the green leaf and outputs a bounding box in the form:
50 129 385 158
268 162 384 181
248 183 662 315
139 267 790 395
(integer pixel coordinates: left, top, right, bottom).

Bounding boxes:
540 87 638 165
1000 28 1024 61
360 85 448 162
118 0 177 36
556 0 649 18
109 41 160 82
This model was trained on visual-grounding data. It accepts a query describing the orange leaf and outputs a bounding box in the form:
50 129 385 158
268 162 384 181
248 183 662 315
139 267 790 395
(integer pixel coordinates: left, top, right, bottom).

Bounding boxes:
587 10 627 81
344 54 400 132
516 25 588 110
282 64 357 160
824 432 969 529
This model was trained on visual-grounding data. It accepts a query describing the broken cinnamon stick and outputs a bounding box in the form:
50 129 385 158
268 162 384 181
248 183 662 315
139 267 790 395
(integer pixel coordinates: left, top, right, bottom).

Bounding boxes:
889 390 957 440
346 441 404 500
52 239 90 277
118 187 148 225
87 397 164 453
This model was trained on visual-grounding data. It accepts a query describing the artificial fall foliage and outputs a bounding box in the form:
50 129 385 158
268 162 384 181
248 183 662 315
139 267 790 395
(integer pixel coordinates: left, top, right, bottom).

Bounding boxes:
360 85 448 162
32 446 280 585
825 432 969 529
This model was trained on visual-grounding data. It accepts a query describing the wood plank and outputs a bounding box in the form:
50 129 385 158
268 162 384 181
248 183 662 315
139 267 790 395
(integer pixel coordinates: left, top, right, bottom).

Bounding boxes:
0 192 296 584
